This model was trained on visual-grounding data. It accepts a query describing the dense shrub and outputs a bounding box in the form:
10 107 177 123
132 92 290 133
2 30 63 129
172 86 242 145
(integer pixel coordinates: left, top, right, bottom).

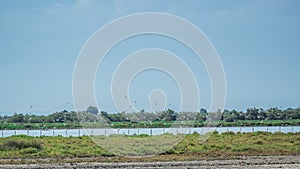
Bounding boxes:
1 139 42 151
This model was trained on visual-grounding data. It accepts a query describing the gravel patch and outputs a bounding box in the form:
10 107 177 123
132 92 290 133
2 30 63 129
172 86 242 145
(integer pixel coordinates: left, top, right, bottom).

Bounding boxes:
0 156 299 169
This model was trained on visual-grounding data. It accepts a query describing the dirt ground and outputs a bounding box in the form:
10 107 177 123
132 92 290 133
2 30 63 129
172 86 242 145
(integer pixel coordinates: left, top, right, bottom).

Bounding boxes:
0 156 299 169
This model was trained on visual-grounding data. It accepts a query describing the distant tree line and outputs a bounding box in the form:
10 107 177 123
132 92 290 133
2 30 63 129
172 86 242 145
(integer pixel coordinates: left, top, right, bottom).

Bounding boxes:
0 106 300 124
222 107 300 122
0 110 78 123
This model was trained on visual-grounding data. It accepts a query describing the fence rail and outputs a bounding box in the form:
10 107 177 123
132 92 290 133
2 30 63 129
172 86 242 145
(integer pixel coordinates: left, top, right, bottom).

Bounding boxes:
1 126 299 138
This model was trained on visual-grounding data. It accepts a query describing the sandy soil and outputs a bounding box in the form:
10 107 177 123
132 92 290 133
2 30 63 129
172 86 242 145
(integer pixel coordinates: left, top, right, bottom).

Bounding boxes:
0 156 299 169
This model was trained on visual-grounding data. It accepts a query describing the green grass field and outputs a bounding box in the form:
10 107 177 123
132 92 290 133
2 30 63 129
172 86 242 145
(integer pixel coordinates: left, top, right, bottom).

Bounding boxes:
0 131 299 163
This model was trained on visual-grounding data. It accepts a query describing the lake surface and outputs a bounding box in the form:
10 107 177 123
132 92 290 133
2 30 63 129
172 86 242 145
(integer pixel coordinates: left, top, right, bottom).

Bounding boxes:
1 126 299 138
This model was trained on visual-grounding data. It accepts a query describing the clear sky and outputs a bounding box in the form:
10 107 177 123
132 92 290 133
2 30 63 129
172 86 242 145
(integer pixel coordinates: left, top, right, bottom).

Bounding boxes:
0 0 300 115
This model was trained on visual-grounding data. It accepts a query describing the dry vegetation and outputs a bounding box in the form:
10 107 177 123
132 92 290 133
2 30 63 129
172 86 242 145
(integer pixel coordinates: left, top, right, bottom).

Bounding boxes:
0 132 299 164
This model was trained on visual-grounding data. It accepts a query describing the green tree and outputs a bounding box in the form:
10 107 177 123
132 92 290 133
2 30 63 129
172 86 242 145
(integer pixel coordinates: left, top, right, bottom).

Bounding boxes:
7 113 25 123
200 108 207 114
159 109 177 121
100 111 112 122
86 106 99 115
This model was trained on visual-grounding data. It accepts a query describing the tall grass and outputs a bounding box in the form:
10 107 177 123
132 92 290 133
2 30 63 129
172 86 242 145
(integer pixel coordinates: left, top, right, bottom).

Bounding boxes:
1 139 42 151
0 132 299 160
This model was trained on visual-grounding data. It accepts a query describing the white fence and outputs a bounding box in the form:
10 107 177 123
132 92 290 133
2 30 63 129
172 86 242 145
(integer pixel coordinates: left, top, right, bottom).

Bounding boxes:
1 126 299 138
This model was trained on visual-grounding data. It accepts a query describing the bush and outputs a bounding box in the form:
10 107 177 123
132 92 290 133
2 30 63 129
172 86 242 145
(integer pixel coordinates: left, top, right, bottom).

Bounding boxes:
212 131 219 135
132 134 149 137
1 139 42 151
222 131 235 135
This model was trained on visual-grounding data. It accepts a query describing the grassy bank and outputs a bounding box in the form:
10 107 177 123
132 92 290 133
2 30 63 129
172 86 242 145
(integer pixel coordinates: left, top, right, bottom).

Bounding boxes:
0 132 299 162
1 119 300 130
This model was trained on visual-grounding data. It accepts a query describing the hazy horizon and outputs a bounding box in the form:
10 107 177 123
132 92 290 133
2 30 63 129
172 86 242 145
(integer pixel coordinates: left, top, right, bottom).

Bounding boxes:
1 0 300 115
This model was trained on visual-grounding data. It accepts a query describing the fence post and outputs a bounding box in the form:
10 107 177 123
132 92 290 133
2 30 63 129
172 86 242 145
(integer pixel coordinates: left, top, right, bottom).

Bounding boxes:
14 130 16 136
66 130 68 137
27 129 29 136
150 128 152 136
279 126 281 132
78 129 80 137
292 126 294 133
137 128 139 135
52 129 54 136
127 129 129 135
105 128 107 137
1 130 3 138
267 127 268 132
40 130 42 137
252 127 254 133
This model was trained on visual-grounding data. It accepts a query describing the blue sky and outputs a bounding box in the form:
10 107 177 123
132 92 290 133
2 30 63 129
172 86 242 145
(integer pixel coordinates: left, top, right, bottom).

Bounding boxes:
0 0 300 115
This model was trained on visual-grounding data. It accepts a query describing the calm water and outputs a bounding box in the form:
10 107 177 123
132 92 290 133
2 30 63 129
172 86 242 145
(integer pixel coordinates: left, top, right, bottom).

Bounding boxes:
1 126 299 138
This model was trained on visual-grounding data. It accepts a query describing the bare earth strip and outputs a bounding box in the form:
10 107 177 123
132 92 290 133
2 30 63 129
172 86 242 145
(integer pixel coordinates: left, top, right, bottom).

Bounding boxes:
0 156 299 169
